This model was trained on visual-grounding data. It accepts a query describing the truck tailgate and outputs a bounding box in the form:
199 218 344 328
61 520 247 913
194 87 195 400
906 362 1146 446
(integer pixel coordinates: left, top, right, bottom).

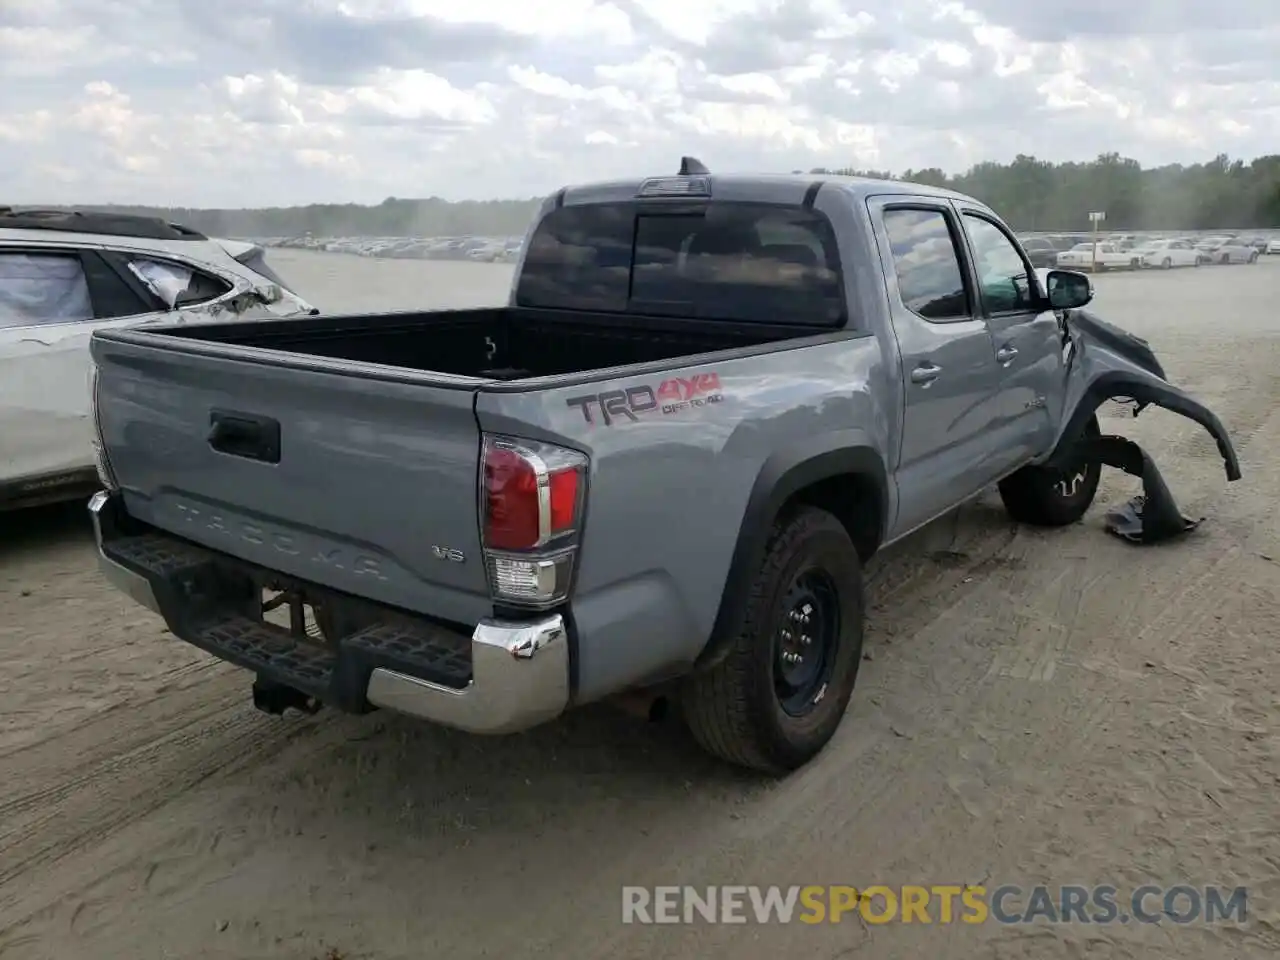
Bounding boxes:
90 333 492 625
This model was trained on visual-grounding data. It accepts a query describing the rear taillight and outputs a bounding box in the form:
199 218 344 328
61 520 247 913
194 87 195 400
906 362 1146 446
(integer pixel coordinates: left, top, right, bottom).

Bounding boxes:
480 435 587 609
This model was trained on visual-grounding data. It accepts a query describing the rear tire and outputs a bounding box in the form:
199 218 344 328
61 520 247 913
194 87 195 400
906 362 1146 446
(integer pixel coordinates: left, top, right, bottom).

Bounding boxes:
681 507 864 775
998 415 1102 527
1161 258 1172 269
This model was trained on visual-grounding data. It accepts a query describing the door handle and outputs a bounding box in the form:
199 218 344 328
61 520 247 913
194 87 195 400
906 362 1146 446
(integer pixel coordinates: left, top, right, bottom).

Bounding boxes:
910 363 941 385
208 409 282 464
996 345 1019 365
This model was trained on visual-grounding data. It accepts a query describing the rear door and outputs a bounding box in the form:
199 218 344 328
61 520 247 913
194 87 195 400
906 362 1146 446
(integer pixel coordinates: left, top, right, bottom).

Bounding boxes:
869 198 1006 537
955 206 1065 467
91 332 492 625
0 244 159 486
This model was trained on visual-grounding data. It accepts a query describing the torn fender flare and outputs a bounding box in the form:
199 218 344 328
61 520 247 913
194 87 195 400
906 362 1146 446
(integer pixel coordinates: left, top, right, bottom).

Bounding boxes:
1047 371 1242 482
1043 309 1241 483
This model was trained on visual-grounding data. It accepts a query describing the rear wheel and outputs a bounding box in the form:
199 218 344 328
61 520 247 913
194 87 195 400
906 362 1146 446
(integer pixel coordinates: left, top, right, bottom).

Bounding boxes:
1249 251 1259 264
1161 257 1172 269
681 507 864 775
998 415 1102 527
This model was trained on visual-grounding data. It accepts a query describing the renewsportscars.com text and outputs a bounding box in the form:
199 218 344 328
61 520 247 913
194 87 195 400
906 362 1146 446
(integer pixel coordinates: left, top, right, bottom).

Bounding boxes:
621 884 1248 926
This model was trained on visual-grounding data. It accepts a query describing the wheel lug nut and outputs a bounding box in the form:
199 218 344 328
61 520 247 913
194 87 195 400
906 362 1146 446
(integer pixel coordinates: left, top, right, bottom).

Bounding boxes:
801 635 811 645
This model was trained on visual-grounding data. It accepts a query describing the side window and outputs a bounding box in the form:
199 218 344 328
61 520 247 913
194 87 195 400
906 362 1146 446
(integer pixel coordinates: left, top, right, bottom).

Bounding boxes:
0 252 94 329
962 215 1033 314
881 208 970 322
127 256 232 309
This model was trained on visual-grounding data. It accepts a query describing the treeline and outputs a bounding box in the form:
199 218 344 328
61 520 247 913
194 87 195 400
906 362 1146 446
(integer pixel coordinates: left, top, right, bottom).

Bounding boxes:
808 153 1280 234
50 152 1280 238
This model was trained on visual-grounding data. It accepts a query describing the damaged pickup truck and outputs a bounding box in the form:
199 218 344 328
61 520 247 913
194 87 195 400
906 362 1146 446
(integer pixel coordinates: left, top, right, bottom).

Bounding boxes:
86 160 1241 774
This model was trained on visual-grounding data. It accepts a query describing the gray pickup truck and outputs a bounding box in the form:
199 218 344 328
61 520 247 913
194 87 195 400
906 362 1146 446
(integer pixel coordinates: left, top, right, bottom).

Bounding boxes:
87 159 1241 774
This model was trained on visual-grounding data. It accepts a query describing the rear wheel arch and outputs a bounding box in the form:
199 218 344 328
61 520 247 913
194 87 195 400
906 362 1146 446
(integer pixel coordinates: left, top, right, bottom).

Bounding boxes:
696 440 888 672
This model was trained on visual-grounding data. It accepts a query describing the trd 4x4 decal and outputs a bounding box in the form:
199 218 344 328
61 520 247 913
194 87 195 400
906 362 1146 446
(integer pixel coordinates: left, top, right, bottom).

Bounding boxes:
565 372 725 426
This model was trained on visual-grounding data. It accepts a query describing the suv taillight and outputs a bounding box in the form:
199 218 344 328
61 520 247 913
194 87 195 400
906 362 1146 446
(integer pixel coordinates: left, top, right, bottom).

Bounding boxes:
480 435 587 609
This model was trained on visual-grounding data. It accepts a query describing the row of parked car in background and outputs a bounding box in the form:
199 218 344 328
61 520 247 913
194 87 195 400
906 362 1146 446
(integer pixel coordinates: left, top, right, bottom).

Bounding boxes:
262 233 525 262
260 228 1280 273
1017 230 1279 271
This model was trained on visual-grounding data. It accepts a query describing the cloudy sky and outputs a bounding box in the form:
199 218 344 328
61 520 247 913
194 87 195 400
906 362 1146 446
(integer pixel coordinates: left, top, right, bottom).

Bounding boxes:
2 0 1278 208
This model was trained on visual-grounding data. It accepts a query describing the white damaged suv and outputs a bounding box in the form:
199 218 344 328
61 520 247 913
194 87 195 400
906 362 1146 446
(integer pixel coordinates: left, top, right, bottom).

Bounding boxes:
0 207 317 510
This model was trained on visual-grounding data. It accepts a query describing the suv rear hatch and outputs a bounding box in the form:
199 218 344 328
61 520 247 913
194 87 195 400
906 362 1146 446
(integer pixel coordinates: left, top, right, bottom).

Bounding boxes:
90 332 493 626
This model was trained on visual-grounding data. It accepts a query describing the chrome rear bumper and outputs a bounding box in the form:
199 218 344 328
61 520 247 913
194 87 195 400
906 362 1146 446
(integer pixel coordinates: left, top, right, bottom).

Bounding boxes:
88 490 570 735
365 617 569 734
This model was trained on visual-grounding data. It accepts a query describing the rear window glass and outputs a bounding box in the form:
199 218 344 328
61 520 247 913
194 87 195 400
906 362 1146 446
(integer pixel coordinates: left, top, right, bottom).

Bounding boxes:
515 202 846 326
127 256 231 309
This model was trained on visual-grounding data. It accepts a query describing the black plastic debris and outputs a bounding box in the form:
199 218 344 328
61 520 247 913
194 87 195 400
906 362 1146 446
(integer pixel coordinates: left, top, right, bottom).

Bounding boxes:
1077 435 1204 545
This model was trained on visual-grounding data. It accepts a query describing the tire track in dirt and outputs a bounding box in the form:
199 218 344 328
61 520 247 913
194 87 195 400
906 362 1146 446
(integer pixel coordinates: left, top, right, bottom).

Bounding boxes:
0 657 223 776
0 672 328 908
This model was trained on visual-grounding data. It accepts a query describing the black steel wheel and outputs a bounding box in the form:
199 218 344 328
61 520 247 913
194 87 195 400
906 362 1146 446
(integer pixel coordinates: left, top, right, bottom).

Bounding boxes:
681 507 865 775
773 570 841 717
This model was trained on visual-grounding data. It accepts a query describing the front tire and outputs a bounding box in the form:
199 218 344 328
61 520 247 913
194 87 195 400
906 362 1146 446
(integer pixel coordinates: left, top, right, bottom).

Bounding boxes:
681 507 864 775
998 415 1102 527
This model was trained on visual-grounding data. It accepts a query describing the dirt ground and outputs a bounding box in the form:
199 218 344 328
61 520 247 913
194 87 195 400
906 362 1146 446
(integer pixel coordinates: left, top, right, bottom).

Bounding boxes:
2 254 1278 960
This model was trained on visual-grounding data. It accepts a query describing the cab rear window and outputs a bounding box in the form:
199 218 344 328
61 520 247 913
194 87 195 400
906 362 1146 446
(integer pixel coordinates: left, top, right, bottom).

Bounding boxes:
515 201 847 326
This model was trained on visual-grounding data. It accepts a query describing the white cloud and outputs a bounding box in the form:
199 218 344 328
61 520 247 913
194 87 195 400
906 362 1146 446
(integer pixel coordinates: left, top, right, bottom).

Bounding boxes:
0 0 1277 206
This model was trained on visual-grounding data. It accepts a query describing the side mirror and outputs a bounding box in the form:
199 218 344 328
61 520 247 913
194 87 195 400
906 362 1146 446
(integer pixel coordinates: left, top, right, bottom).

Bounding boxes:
1045 269 1093 310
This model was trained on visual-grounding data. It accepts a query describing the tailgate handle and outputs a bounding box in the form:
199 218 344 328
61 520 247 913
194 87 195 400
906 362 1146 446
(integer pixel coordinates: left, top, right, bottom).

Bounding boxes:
207 410 281 464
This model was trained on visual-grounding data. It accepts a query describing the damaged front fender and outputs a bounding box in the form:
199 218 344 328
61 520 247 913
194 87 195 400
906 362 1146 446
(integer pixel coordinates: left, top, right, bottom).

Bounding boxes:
1043 307 1242 483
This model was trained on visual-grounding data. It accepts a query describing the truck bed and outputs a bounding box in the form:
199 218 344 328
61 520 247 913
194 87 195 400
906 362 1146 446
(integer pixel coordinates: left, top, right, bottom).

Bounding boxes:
147 306 819 380
87 301 832 636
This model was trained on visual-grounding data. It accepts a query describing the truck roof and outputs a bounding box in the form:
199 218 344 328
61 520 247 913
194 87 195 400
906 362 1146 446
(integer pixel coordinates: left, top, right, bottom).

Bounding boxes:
557 162 977 209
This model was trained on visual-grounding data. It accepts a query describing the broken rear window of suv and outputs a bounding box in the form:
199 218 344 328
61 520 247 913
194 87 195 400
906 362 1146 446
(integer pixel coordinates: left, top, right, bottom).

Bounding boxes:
515 201 847 327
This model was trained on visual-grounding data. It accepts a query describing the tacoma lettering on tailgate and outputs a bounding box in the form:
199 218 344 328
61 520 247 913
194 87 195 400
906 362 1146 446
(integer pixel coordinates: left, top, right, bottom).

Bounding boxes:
172 502 388 580
565 371 724 426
